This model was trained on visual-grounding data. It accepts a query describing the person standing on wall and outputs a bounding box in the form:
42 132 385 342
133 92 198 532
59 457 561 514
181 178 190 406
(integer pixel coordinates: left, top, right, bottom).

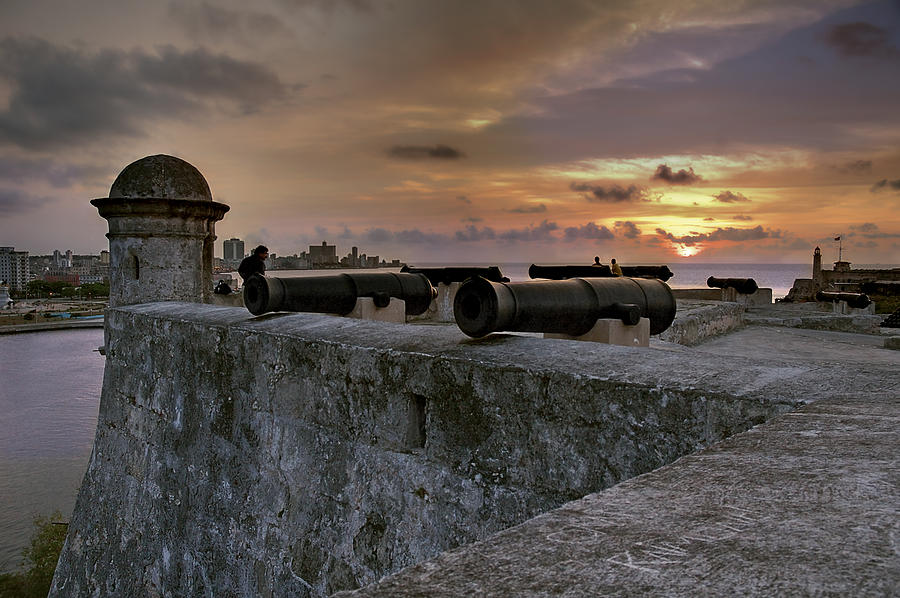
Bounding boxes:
238 245 269 283
610 258 623 276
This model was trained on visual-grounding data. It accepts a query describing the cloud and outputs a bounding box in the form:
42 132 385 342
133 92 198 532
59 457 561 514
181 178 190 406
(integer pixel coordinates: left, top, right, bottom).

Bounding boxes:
362 227 393 243
823 22 898 59
733 214 753 221
387 144 465 160
870 178 900 192
570 182 649 202
0 187 48 214
713 190 750 203
563 222 614 241
508 203 547 214
0 37 287 149
455 225 496 242
848 222 900 239
461 216 482 223
837 159 873 174
499 220 558 242
457 195 471 204
167 2 295 45
851 222 878 232
655 225 777 246
0 156 105 188
650 164 702 185
703 217 715 221
614 220 642 239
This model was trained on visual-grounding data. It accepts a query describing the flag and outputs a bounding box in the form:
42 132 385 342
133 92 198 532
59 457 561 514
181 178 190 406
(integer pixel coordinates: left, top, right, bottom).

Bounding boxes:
834 236 841 241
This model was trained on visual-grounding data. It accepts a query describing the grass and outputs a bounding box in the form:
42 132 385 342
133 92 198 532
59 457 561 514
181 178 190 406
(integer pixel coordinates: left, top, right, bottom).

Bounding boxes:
0 512 68 598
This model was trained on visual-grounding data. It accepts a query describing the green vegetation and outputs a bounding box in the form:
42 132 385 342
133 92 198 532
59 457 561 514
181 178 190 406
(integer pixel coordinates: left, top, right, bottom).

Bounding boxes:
15 281 109 299
871 294 900 314
0 512 68 598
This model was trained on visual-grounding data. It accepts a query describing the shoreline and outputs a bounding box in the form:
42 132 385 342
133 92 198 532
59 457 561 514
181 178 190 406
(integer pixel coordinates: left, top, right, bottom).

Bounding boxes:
0 319 105 335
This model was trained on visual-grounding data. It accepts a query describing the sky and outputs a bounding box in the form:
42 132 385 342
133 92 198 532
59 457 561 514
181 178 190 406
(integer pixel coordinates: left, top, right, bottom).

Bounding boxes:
1 0 899 265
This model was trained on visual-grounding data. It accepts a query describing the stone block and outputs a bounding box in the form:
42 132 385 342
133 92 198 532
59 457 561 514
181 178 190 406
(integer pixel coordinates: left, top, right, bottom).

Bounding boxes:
544 317 650 347
345 297 406 323
884 336 900 350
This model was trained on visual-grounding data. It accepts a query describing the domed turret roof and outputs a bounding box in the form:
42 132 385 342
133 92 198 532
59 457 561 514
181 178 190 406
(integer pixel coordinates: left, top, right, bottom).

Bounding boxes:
109 155 212 201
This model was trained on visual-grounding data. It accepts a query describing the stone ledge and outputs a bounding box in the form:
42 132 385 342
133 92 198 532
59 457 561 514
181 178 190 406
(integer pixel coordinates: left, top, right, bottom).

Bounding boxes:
334 393 900 598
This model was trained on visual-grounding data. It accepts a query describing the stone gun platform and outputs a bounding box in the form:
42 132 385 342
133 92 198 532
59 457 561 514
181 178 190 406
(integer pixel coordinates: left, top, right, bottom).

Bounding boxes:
337 325 900 597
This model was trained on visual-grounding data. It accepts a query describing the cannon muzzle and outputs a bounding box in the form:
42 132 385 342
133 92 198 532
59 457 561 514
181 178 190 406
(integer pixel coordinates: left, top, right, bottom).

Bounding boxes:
453 276 676 338
707 276 758 294
528 264 673 282
815 291 871 309
400 265 509 285
244 273 436 316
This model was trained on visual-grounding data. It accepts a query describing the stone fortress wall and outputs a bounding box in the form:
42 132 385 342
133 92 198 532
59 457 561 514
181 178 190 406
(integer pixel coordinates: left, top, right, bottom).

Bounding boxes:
52 301 808 596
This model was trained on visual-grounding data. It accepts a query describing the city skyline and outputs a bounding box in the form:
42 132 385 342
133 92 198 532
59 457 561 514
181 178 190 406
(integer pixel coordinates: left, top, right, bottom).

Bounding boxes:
1 1 899 264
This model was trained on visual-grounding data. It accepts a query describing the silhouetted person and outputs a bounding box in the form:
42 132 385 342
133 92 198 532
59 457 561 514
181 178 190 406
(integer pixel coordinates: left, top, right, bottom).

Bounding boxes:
214 279 232 294
593 256 602 266
238 245 268 283
610 258 623 276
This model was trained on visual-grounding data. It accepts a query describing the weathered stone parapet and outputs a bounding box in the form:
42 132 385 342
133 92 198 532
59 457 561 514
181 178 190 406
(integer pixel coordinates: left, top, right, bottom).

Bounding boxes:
658 300 745 346
52 304 828 596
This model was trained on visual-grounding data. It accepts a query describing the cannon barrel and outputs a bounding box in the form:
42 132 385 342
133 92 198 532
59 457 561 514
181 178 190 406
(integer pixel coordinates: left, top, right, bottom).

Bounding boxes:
400 265 509 285
706 276 758 294
528 264 674 282
243 272 436 316
815 291 871 309
453 276 676 338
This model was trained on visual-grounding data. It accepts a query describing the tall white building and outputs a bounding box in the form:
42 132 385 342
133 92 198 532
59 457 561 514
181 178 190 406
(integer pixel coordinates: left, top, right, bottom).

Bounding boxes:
0 247 30 291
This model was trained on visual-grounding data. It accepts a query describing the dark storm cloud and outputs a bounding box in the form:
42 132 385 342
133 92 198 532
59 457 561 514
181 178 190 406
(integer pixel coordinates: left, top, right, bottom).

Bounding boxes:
563 222 614 241
363 227 392 243
0 188 48 214
499 220 558 242
0 37 287 150
387 145 465 160
457 196 471 204
823 22 898 58
508 203 547 214
614 221 641 239
837 159 873 174
167 2 295 44
849 222 900 239
870 178 900 192
655 225 776 246
0 156 105 187
570 182 648 203
651 164 702 185
455 225 496 242
734 214 753 221
713 190 750 203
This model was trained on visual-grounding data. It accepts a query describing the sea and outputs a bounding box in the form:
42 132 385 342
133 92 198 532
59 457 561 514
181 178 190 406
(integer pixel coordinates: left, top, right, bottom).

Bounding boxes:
1 261 896 570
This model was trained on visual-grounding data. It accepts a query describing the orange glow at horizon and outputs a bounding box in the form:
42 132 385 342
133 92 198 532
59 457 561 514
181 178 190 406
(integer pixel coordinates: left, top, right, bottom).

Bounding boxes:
676 244 702 257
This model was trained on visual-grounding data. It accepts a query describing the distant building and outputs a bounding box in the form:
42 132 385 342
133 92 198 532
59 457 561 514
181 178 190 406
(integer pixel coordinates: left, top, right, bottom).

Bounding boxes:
100 250 110 265
308 241 337 267
0 247 29 291
223 238 245 262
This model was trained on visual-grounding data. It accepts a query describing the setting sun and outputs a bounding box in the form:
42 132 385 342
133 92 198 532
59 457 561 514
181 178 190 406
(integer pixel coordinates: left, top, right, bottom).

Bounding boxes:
676 245 702 257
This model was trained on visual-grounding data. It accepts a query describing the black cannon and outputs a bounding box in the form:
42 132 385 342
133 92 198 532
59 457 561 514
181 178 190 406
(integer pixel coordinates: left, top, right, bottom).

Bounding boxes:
528 264 674 282
243 272 436 316
815 291 871 309
400 265 509 285
453 276 677 338
707 276 758 295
